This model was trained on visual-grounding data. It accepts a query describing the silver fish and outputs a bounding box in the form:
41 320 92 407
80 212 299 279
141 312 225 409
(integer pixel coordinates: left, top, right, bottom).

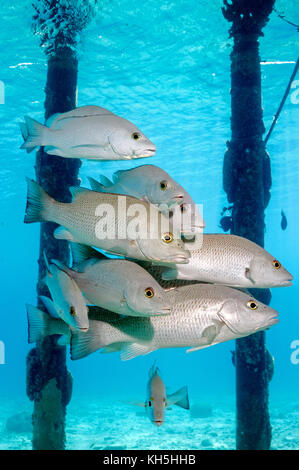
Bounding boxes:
24 179 190 264
43 254 89 331
88 164 205 234
20 105 156 160
140 363 189 426
53 244 171 317
162 234 293 288
70 284 279 361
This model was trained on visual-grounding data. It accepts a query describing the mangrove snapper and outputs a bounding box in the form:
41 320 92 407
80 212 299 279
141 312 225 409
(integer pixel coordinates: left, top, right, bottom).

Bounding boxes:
162 234 293 288
24 179 190 264
20 105 156 160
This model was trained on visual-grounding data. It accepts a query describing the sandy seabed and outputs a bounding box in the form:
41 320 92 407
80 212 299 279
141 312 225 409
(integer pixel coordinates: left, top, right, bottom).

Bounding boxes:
0 395 298 450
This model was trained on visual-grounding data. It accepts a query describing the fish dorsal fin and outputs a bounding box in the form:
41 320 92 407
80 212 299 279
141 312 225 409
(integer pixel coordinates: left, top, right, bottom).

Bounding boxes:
62 105 114 117
148 360 159 380
120 343 153 361
48 106 114 128
162 268 178 281
70 243 104 266
87 177 105 192
167 386 190 410
99 175 113 187
69 186 91 200
112 169 128 183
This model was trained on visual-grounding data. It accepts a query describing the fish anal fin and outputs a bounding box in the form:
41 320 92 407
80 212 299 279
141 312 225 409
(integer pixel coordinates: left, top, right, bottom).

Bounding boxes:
120 343 153 361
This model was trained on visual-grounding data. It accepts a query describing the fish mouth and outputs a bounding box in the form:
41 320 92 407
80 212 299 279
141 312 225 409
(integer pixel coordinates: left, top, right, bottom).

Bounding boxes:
133 149 156 158
163 253 190 264
79 328 89 332
171 195 184 202
266 314 279 327
279 279 293 287
154 420 163 426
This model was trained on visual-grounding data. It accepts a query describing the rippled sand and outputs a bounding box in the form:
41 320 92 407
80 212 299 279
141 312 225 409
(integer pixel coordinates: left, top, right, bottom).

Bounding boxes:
0 395 298 450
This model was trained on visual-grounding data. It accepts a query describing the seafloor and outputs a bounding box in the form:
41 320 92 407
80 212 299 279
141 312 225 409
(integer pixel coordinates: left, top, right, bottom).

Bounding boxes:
0 395 298 450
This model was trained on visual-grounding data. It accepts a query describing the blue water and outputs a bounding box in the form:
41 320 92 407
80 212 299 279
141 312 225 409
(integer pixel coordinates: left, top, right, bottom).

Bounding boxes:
0 0 298 450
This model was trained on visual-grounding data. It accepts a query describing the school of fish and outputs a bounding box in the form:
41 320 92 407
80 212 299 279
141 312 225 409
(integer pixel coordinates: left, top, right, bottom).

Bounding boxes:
22 104 293 426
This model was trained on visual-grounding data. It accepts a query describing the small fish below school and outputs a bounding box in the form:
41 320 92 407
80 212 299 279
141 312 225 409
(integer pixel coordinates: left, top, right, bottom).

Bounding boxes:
161 233 293 288
70 284 279 361
281 210 287 231
19 105 156 160
53 243 172 317
88 164 205 234
43 253 89 331
24 179 190 264
133 363 189 426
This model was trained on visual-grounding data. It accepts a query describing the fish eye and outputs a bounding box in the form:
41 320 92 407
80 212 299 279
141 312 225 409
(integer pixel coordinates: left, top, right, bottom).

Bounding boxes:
70 306 76 316
247 300 258 310
162 232 173 243
160 180 168 191
273 259 281 270
148 400 152 407
144 287 154 298
131 132 141 140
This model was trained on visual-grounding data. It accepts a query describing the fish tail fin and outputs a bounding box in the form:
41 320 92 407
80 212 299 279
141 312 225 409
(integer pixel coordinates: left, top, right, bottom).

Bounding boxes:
168 386 190 410
20 116 48 152
87 176 106 192
24 178 54 224
70 320 106 360
26 304 51 343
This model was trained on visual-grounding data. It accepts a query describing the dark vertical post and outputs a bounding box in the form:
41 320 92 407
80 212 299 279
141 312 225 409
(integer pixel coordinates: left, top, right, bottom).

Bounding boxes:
222 0 275 449
26 1 97 450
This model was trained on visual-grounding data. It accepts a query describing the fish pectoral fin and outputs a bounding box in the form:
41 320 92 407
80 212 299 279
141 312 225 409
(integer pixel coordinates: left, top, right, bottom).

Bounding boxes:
202 325 218 344
120 342 153 361
245 267 255 284
71 144 104 149
54 226 76 242
167 386 190 410
39 296 60 319
70 243 104 266
131 402 146 408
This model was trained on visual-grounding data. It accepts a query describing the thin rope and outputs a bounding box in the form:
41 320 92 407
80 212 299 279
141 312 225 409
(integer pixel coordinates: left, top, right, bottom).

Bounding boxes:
264 56 299 145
